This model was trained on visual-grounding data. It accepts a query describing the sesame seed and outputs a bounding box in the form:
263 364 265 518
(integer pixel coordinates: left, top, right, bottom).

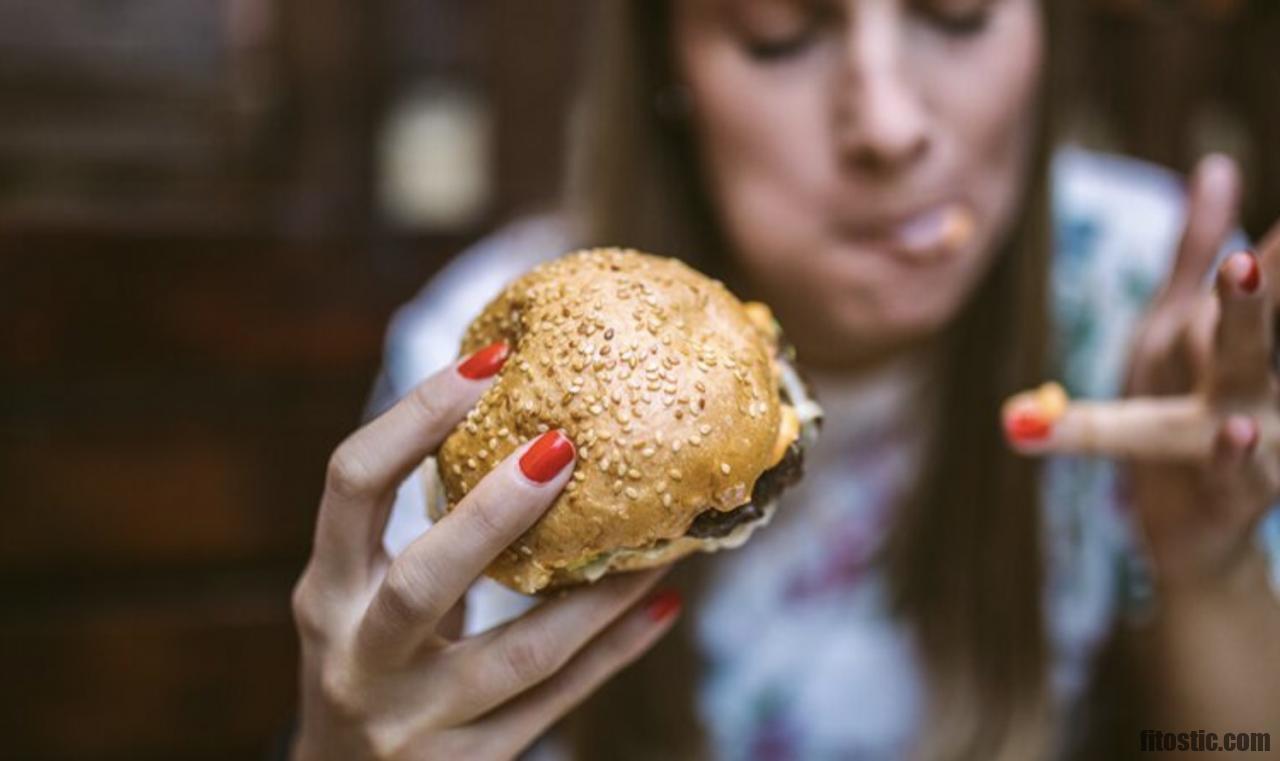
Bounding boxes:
628 468 641 480
604 328 615 340
698 424 712 436
452 464 462 475
669 468 683 481
625 487 640 500
477 449 489 459
662 493 673 507
672 441 683 452
466 458 478 469
642 446 655 458
720 463 731 475
689 434 702 446
589 404 603 415
616 462 627 477
613 480 624 493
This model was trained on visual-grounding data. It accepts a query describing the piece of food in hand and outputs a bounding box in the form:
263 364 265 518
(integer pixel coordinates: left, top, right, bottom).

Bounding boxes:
1001 382 1068 442
1001 381 1224 460
424 248 822 595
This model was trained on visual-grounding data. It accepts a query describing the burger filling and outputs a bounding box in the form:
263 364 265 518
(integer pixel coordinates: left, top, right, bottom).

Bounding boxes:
684 440 804 539
684 343 820 540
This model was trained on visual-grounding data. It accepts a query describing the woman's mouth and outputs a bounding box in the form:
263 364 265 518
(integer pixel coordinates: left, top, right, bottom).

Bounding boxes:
834 203 975 265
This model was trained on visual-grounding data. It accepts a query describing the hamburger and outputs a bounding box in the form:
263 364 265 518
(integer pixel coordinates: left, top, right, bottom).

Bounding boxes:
424 248 822 594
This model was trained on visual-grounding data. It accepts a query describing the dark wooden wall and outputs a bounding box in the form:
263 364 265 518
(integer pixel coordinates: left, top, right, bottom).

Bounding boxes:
0 1 1275 758
0 2 586 759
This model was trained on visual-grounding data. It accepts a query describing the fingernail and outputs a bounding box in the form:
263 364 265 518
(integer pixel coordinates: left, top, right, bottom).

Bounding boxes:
1004 409 1053 442
644 589 683 623
1232 251 1260 294
457 341 510 380
518 430 576 483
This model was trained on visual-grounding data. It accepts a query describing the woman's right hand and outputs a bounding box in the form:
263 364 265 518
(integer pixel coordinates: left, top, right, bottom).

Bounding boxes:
289 342 682 760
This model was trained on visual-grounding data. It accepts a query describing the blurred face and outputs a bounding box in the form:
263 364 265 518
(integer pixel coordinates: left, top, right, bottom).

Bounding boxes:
672 0 1044 369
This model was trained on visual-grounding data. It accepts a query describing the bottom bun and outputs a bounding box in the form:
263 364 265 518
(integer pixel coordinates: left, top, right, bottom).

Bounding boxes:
422 457 778 595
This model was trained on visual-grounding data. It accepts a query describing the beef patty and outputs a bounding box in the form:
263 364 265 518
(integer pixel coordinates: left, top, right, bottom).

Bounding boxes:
683 440 805 539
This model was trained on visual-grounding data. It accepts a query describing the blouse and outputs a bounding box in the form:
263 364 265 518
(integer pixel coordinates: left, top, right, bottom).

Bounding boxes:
368 146 1280 760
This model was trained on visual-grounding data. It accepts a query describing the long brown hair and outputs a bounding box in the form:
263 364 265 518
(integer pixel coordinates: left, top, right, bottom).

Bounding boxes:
557 2 1074 758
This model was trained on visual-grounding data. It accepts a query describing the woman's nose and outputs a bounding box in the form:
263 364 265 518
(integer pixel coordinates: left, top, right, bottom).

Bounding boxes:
833 17 931 176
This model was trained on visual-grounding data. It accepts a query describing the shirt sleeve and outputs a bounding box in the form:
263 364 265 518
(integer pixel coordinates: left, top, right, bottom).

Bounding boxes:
363 215 572 636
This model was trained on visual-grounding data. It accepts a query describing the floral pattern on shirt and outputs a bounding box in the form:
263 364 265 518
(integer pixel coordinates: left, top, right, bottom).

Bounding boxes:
374 147 1280 761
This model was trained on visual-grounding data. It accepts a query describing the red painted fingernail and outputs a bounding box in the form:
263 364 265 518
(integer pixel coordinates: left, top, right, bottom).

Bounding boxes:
457 341 510 379
644 589 682 622
518 430 575 483
1005 410 1052 442
1234 252 1260 294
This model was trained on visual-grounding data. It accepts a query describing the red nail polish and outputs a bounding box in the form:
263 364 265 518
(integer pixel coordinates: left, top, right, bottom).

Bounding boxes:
1238 253 1260 294
518 430 575 483
457 342 510 380
644 589 682 622
1005 410 1052 442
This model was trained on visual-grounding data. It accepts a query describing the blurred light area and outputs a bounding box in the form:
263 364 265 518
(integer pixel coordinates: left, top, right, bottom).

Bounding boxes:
378 83 492 231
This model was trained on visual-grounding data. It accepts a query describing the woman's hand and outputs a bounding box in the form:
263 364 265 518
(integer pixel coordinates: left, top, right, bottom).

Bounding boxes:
290 343 682 761
1003 155 1280 595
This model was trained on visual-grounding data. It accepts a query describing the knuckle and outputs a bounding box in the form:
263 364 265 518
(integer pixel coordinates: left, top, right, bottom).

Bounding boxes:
365 724 414 761
318 665 364 723
463 489 513 545
290 576 326 640
407 381 448 425
497 633 558 687
378 562 437 628
326 442 377 500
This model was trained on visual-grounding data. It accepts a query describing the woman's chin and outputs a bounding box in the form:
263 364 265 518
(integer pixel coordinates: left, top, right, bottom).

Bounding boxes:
789 299 948 370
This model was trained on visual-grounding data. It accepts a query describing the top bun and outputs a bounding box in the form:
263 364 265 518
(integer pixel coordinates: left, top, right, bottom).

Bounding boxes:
434 248 786 593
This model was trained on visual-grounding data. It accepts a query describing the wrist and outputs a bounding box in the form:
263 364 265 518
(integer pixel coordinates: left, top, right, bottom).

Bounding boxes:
1156 544 1275 615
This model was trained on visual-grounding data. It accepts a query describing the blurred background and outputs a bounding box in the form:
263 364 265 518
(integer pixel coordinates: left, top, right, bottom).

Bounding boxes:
1 1 1277 758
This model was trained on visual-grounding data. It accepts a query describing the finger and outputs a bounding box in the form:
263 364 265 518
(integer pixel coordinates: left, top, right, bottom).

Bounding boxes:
1210 251 1273 399
1205 415 1270 527
1156 154 1242 309
355 430 577 666
1126 310 1198 396
456 587 683 758
438 565 673 725
1005 392 1217 461
1253 216 1280 303
313 341 510 585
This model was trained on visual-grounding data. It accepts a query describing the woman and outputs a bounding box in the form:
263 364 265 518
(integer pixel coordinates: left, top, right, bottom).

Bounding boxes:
287 1 1280 758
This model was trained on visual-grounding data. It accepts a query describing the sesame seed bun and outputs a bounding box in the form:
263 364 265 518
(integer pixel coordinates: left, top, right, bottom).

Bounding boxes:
426 248 820 595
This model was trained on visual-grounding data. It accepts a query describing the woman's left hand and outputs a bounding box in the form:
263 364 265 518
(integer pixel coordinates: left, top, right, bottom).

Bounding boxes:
1003 154 1280 597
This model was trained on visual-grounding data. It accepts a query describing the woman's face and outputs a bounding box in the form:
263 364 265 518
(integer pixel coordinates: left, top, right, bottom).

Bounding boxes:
672 0 1044 369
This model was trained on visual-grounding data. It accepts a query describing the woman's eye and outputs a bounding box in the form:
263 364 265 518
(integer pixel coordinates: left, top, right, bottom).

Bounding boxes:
918 6 992 38
743 26 818 61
